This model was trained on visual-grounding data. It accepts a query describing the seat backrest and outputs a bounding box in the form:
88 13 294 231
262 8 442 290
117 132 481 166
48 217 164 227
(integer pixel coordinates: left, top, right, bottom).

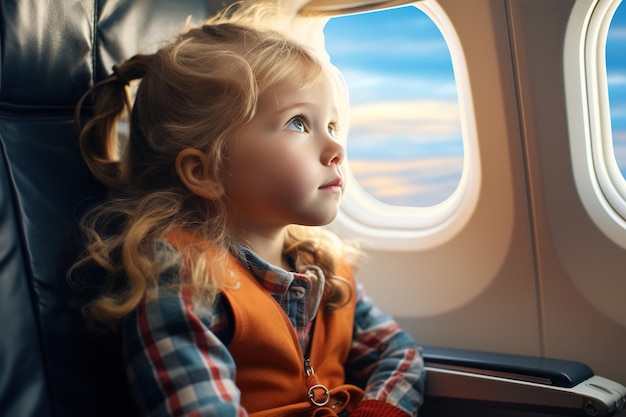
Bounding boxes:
0 1 220 415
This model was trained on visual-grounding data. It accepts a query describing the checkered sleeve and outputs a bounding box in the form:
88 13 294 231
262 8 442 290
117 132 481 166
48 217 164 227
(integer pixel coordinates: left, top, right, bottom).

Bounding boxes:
123 286 248 417
345 284 425 417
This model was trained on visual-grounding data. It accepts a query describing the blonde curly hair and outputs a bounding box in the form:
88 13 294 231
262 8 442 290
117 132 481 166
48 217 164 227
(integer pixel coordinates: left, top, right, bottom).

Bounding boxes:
70 4 359 325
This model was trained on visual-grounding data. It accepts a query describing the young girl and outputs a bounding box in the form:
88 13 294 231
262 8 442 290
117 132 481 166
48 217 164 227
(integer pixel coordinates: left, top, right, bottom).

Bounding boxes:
72 5 424 417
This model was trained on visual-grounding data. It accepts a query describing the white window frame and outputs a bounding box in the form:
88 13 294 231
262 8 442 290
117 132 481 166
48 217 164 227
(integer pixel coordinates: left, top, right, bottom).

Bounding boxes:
566 0 626 248
328 0 480 251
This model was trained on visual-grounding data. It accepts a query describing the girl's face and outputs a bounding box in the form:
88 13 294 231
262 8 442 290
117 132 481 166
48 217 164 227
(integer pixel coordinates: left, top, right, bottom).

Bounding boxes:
223 73 345 234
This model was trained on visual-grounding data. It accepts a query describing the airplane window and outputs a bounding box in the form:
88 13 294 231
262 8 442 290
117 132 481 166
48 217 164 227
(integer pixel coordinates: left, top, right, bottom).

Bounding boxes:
607 2 626 180
566 0 626 243
323 5 464 207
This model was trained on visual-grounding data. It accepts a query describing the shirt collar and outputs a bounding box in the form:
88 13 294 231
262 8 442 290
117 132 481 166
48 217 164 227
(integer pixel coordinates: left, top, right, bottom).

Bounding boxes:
236 245 326 321
237 245 296 298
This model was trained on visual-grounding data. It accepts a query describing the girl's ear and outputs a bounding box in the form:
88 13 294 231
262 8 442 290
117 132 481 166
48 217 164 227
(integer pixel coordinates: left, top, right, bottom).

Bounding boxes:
176 148 224 200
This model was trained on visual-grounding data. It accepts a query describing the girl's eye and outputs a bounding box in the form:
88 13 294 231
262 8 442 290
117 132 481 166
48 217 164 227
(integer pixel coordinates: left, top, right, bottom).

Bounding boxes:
328 124 336 138
286 116 307 133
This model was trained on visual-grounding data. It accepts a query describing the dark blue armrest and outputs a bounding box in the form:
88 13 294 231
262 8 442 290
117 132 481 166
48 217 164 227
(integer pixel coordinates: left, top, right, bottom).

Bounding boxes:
422 346 594 388
421 346 626 417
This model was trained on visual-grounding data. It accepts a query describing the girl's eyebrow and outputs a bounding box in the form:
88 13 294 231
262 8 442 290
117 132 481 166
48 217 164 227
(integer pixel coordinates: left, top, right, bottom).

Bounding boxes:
274 102 339 122
264 90 314 113
273 100 315 113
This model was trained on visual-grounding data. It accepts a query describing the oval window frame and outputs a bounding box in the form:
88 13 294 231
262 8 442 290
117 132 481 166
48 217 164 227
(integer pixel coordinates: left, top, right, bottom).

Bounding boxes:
326 0 481 251
566 0 626 248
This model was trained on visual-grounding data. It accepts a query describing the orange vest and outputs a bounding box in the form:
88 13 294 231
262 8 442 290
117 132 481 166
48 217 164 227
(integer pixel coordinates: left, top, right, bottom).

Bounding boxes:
222 256 357 413
166 230 363 416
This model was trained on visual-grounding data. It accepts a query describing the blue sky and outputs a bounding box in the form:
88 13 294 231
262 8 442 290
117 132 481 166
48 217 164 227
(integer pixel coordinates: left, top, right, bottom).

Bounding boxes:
324 4 626 207
607 4 626 175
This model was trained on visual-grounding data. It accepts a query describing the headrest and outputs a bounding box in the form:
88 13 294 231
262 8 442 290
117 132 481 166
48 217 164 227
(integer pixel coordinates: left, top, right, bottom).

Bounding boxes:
0 0 220 110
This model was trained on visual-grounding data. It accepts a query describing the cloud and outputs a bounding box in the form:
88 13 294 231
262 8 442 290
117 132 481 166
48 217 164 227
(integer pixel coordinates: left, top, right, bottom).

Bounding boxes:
342 99 464 207
607 74 626 87
348 157 464 206
324 6 448 59
350 100 460 124
328 37 446 58
340 68 458 102
345 99 463 149
607 27 626 41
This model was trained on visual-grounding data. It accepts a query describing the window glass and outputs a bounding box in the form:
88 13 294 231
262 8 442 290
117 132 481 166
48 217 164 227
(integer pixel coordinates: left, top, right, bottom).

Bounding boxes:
607 1 626 178
323 6 463 207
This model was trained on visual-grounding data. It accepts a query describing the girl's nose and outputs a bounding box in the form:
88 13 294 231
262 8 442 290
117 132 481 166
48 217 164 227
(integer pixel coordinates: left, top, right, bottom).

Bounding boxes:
323 138 345 166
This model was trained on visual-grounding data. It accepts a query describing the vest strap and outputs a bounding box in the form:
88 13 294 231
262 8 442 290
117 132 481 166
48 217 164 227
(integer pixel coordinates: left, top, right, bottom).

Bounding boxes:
249 384 364 417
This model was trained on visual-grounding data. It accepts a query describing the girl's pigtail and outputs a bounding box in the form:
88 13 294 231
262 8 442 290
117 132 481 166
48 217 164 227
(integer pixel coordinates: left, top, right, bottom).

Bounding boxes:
75 54 153 189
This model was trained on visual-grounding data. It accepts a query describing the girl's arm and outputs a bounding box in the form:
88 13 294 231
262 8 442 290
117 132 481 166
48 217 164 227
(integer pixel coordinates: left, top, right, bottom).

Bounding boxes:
123 286 248 417
345 284 425 417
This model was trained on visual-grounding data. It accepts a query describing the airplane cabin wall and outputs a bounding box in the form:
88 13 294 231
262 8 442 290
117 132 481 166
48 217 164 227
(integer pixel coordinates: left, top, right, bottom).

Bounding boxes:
341 0 626 384
507 0 626 384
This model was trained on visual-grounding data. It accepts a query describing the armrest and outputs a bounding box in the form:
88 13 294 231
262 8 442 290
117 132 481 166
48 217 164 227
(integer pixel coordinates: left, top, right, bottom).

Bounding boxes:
421 346 626 417
422 346 594 388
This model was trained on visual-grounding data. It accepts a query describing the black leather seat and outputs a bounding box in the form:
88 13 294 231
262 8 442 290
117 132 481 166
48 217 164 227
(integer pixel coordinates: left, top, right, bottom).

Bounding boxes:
0 1 216 415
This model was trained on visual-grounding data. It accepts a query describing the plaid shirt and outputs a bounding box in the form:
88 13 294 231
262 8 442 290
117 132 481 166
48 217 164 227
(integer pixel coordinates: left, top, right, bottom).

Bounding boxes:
123 243 424 416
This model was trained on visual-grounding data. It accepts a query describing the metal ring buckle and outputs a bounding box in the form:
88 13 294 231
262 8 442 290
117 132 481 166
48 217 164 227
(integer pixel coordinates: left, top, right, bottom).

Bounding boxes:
308 384 330 406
